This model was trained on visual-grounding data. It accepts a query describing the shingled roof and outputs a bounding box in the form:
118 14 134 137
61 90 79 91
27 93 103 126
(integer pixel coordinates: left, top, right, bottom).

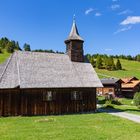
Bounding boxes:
0 51 102 89
101 78 121 85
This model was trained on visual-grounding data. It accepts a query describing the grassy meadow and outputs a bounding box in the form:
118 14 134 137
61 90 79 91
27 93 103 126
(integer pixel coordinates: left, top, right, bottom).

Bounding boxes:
0 51 10 64
1 52 140 140
1 113 140 140
98 96 140 115
96 59 140 79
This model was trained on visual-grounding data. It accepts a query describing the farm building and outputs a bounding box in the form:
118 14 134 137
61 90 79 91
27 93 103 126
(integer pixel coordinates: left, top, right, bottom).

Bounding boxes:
0 20 102 116
121 77 140 98
97 78 122 97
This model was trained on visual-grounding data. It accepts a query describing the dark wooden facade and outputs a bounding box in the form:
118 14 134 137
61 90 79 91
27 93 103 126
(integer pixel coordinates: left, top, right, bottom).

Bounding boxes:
121 77 140 98
97 80 122 97
0 88 96 116
65 40 84 62
121 86 140 98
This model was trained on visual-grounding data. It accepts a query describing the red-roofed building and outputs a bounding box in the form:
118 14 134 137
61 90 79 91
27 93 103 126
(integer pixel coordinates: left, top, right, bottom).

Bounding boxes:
121 77 140 98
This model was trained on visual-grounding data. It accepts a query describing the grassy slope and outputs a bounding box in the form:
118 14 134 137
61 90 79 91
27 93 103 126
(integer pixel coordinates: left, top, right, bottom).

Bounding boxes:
96 59 140 79
0 114 140 140
0 52 11 64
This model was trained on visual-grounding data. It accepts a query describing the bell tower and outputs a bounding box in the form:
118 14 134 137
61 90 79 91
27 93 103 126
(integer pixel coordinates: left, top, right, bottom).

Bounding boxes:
64 18 84 62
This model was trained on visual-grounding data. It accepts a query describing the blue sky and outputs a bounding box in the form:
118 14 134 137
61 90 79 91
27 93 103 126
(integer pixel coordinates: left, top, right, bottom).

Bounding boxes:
0 0 140 55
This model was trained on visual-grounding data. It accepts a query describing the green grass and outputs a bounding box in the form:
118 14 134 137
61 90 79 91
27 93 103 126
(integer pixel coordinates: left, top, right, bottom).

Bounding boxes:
96 59 140 79
114 98 140 115
118 98 133 105
114 105 140 115
98 96 140 115
0 113 140 140
0 51 11 64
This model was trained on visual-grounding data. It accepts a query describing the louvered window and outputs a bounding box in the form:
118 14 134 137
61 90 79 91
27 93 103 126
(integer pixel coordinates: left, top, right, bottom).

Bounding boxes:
43 91 56 101
71 91 83 100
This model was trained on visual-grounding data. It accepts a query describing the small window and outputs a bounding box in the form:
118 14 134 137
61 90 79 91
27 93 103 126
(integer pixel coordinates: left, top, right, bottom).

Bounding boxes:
43 91 56 101
71 91 82 100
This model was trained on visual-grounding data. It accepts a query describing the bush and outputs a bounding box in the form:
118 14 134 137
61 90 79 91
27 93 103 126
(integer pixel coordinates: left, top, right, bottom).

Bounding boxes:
133 92 140 109
111 98 122 105
103 100 114 109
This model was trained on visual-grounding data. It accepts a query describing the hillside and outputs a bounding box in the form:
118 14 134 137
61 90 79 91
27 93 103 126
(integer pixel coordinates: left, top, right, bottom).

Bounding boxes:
96 59 140 79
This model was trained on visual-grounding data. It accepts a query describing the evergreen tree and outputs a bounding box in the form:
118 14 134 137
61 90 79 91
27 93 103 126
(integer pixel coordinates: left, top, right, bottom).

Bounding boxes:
6 42 14 53
105 57 116 71
23 43 31 51
0 37 9 49
85 54 92 62
127 55 133 60
96 56 103 69
90 57 96 67
15 41 22 50
116 59 122 70
136 54 140 62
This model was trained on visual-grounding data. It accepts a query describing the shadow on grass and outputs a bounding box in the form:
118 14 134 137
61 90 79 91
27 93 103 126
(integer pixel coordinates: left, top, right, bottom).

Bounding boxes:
97 106 140 114
98 99 106 104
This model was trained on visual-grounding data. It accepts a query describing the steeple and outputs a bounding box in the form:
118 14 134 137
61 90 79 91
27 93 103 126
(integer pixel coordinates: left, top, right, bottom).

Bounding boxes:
65 17 84 43
65 17 84 62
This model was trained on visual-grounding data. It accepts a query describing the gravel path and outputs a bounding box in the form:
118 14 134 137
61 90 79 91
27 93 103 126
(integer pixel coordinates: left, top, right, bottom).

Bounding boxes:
98 108 140 123
109 112 140 123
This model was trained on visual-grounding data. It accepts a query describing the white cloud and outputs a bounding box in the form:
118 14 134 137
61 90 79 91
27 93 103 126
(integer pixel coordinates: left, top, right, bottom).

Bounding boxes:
121 16 140 25
95 12 102 17
118 10 133 15
114 26 132 34
111 4 120 10
112 0 118 2
85 8 94 15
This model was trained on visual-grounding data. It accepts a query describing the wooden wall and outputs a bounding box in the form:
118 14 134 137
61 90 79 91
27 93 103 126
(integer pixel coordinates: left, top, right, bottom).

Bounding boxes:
0 88 96 116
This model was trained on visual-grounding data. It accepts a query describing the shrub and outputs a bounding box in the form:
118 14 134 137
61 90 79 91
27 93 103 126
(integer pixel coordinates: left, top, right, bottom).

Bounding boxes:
111 98 122 105
133 92 140 109
103 100 114 109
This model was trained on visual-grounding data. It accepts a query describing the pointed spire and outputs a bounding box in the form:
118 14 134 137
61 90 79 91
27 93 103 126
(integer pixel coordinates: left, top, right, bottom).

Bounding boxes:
65 16 84 43
73 14 76 23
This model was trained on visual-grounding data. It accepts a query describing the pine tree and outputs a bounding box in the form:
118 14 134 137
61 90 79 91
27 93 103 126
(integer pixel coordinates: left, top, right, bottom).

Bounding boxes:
136 54 140 62
90 57 96 67
6 42 14 53
116 59 122 70
105 57 116 71
23 43 31 51
96 56 103 69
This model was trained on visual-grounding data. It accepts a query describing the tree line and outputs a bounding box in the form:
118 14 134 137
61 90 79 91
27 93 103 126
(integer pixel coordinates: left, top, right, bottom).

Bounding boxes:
33 49 64 54
86 54 122 71
0 37 64 54
90 53 140 62
0 37 31 53
0 37 140 70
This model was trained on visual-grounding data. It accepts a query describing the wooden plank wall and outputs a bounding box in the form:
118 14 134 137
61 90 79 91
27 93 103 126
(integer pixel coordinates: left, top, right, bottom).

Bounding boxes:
0 88 96 116
0 89 20 116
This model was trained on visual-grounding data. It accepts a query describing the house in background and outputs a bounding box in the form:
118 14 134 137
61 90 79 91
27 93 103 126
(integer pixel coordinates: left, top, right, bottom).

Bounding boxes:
0 20 102 116
121 77 140 98
97 78 122 97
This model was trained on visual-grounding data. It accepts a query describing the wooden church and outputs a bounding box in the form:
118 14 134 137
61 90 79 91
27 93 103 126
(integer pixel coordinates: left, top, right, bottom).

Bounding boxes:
0 20 102 116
